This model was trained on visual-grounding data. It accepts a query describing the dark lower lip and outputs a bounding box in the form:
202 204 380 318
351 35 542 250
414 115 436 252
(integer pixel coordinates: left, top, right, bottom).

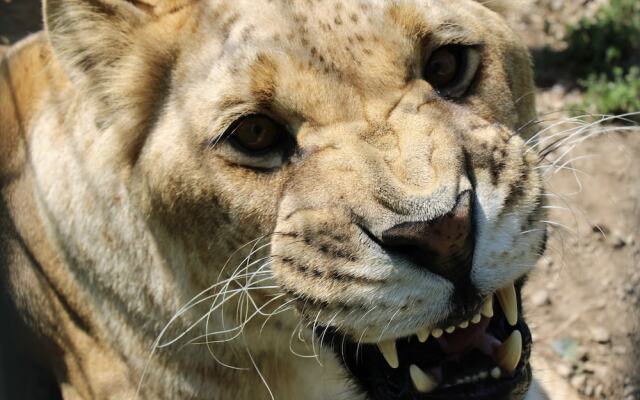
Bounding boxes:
317 319 532 400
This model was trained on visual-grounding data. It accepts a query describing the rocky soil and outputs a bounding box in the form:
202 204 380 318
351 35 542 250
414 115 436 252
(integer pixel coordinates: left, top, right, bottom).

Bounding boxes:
1 0 638 399
511 2 640 399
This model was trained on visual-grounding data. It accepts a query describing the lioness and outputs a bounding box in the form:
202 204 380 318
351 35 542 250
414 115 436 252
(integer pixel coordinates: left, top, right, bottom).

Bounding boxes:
0 0 548 399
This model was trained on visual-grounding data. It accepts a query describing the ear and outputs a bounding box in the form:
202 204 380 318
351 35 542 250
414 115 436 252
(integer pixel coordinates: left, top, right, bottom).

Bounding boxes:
45 0 150 86
474 0 532 17
44 0 193 84
43 0 192 164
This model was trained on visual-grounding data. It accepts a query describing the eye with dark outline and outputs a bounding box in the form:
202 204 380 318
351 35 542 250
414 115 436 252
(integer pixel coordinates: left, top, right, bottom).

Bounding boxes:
226 114 290 155
422 45 481 99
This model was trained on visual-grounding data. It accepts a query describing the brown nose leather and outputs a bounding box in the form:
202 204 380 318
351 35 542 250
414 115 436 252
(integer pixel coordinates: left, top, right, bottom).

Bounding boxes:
380 190 475 283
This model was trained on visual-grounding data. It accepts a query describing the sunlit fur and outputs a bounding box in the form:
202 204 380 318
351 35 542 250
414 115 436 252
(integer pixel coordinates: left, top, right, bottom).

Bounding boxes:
1 0 546 399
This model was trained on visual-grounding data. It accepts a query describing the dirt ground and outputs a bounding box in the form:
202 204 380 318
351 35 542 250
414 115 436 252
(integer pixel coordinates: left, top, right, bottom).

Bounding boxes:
1 0 638 399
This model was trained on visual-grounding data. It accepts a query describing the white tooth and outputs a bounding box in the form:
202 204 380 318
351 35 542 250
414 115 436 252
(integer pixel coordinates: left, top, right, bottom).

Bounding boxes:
458 321 469 329
481 296 494 318
431 328 443 338
417 328 430 343
377 340 399 369
471 313 481 324
409 364 438 393
479 371 488 379
445 326 455 334
494 330 522 374
490 367 502 379
496 284 518 326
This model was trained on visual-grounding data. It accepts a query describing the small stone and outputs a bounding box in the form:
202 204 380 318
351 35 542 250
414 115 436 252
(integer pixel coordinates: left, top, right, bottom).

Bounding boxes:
594 384 604 398
555 363 573 378
592 223 610 238
612 237 627 249
591 327 611 344
623 385 638 396
538 257 552 270
584 381 595 396
530 290 551 306
576 347 590 362
571 374 587 390
613 346 627 355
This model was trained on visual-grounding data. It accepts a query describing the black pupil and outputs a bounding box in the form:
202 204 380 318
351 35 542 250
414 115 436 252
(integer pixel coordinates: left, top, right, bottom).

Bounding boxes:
427 49 458 87
235 116 278 151
433 60 452 77
249 124 265 142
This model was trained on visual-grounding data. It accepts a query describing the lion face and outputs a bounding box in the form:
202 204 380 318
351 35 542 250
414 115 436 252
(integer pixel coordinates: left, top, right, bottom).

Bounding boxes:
41 0 546 398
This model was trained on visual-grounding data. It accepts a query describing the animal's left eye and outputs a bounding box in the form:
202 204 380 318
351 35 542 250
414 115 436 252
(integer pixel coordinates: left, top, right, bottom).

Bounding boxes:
229 114 286 154
423 45 481 99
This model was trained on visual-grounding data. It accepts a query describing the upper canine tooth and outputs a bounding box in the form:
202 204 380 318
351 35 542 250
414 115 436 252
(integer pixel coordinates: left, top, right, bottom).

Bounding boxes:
496 284 518 326
409 364 438 393
378 340 399 368
481 296 494 318
494 330 522 374
445 326 455 334
431 328 443 338
417 328 430 343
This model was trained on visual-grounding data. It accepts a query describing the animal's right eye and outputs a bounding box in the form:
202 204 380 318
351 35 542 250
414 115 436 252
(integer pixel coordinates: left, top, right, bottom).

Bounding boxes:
422 45 481 99
228 114 287 155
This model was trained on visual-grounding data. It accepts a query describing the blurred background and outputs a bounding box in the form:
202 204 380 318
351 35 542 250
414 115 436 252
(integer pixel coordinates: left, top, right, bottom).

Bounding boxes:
1 0 639 399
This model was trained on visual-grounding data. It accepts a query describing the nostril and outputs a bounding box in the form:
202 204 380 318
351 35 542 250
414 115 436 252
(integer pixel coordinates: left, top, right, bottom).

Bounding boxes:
380 190 475 283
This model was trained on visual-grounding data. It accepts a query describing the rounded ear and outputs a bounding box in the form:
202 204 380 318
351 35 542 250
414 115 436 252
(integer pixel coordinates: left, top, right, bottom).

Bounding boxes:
43 0 192 165
44 0 155 86
474 0 532 17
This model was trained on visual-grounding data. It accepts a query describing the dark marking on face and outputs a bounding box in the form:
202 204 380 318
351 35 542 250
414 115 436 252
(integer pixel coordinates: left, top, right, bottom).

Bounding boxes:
220 12 240 42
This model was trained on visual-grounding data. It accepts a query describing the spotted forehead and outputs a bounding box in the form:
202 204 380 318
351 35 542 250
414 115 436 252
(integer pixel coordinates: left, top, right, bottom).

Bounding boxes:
199 0 501 75
184 0 518 129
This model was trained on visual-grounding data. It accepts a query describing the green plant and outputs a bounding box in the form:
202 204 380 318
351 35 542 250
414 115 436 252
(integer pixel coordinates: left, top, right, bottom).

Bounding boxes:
563 0 640 117
564 0 640 78
575 67 640 118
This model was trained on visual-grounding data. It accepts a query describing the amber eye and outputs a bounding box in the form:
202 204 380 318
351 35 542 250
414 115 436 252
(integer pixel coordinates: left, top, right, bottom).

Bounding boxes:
422 45 480 98
229 114 284 153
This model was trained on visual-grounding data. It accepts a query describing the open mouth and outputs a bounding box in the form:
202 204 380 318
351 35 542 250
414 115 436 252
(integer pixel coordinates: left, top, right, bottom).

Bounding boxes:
319 283 532 400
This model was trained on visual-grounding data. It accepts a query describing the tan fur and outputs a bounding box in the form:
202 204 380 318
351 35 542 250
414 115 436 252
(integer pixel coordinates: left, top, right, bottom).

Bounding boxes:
1 0 545 399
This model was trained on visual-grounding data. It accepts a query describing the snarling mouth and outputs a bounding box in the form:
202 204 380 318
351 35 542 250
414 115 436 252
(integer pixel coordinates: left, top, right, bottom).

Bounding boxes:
320 283 532 400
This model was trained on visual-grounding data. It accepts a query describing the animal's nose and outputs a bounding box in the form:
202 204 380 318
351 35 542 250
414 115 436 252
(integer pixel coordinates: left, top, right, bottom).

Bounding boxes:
380 190 475 283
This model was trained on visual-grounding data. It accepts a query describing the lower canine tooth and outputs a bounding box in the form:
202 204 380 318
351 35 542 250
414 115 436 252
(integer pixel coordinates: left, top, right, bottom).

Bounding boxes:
417 328 430 343
409 364 438 393
378 340 399 368
481 296 494 318
494 330 522 374
496 284 518 326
